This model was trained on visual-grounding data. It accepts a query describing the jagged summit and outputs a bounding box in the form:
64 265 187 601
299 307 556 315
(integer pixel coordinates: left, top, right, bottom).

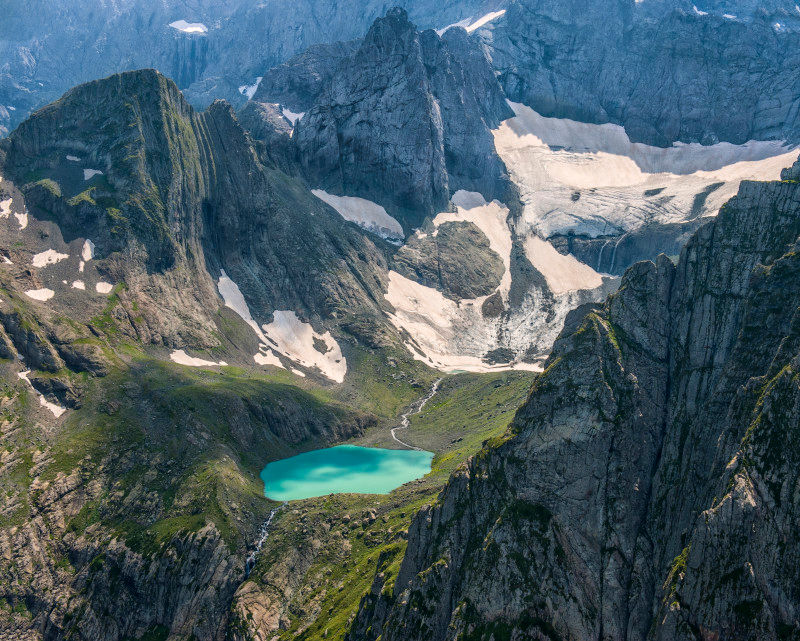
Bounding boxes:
292 7 514 229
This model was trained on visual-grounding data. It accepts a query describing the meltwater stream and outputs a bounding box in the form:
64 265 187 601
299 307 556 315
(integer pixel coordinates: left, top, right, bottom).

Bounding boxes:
260 380 440 501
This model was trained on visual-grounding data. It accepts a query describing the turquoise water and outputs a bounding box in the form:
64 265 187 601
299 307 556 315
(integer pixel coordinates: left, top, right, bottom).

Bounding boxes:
260 444 434 501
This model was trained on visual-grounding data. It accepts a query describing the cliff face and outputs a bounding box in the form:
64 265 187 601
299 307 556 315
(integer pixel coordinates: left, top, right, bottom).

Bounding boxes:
350 163 800 640
293 8 514 230
0 69 391 351
486 0 800 146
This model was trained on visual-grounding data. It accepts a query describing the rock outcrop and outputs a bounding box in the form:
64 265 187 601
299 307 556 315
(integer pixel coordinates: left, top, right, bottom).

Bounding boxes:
350 161 800 640
293 8 514 230
0 0 498 136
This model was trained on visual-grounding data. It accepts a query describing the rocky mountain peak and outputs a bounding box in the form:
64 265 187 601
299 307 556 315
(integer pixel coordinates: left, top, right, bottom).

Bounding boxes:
291 9 513 230
349 159 800 640
362 7 419 54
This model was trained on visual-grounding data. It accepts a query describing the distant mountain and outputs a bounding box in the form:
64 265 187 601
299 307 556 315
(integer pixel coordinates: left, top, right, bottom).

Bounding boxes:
0 0 504 136
483 0 800 146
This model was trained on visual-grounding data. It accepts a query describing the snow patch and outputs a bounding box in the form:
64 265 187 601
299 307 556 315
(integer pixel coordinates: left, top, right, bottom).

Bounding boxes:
384 271 544 373
217 270 346 381
218 269 266 340
83 169 103 181
25 288 54 301
169 20 208 34
254 350 283 367
14 210 27 230
311 189 404 240
71 280 85 290
2 256 12 265
0 198 11 218
17 371 66 417
437 9 506 34
32 249 69 268
261 311 347 383
66 155 80 162
169 349 226 367
95 282 113 294
82 239 95 261
524 236 604 294
465 10 506 32
78 261 85 273
282 108 304 125
239 77 263 100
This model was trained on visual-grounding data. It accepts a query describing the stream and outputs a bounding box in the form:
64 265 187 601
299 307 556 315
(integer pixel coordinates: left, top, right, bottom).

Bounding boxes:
391 378 442 450
244 502 286 577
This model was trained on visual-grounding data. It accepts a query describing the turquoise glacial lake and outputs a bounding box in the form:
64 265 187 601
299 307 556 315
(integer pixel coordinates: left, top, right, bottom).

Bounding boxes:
260 444 434 501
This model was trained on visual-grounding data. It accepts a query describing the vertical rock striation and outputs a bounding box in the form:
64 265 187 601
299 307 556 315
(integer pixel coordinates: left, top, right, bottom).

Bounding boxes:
351 161 800 640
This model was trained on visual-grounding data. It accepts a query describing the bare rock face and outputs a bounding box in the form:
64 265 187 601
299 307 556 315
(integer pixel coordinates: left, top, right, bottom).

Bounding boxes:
251 40 360 113
393 222 505 300
0 0 499 137
486 0 800 146
293 8 514 230
350 163 800 640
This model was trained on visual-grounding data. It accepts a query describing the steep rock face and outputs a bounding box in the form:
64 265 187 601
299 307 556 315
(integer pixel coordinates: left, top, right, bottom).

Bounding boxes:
293 8 513 230
486 0 800 146
0 69 391 352
393 222 505 300
0 354 375 641
350 164 800 640
251 40 360 113
0 0 500 136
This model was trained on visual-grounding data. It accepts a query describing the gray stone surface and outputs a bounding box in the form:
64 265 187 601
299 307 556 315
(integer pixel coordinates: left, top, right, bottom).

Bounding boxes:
293 8 514 230
0 0 499 137
351 161 800 640
485 0 800 146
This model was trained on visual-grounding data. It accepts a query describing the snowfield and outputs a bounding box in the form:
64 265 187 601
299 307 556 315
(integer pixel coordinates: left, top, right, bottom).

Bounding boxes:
384 193 610 373
493 101 798 239
524 235 604 294
262 311 347 383
312 189 404 241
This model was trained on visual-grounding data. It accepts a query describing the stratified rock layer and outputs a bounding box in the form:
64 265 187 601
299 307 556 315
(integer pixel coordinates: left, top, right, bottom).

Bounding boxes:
351 162 800 640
